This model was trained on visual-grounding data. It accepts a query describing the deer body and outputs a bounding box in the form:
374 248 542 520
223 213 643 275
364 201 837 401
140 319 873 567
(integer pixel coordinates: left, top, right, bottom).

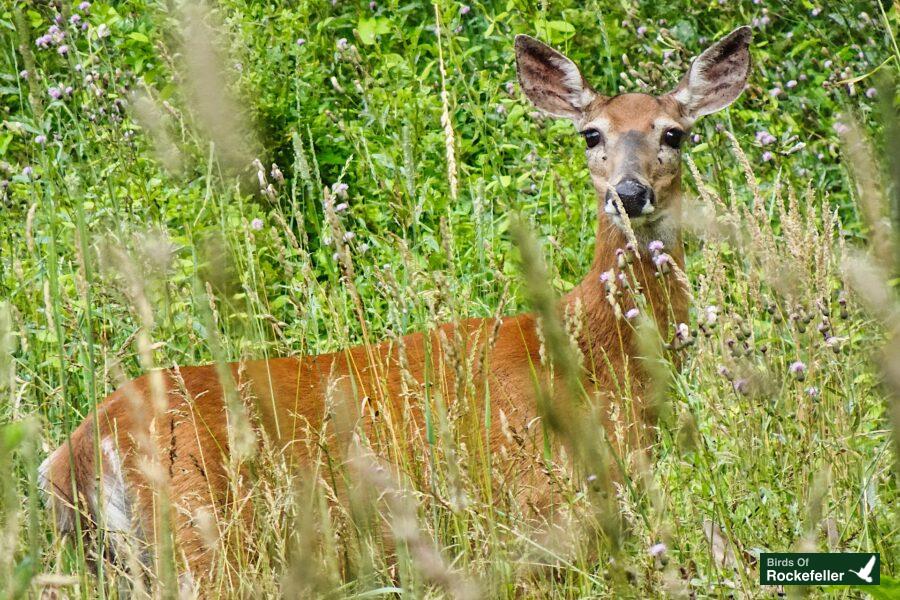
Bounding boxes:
40 28 750 582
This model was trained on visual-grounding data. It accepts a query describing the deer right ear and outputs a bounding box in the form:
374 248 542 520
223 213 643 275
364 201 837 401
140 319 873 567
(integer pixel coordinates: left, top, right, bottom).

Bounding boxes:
515 34 597 120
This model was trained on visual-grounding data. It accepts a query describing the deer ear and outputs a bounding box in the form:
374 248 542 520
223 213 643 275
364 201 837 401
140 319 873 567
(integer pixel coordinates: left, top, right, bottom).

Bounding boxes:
670 26 752 120
515 34 598 120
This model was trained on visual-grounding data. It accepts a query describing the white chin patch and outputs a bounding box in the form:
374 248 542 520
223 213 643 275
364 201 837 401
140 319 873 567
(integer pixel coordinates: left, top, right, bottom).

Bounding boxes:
604 199 659 229
603 199 618 216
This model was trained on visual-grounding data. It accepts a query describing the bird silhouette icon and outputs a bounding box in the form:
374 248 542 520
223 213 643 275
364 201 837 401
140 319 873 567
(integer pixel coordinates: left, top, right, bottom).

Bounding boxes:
849 555 876 583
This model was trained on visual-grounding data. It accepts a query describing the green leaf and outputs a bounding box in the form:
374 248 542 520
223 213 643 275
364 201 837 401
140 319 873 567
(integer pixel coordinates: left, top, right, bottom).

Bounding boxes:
0 133 11 157
859 576 900 599
548 20 575 34
1 422 25 453
357 17 391 45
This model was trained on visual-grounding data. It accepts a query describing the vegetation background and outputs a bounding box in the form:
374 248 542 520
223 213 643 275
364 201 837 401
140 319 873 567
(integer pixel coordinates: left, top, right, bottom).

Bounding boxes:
1 0 898 597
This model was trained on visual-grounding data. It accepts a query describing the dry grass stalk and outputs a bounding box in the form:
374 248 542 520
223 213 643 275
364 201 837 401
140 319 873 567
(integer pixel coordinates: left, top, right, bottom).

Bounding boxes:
433 3 459 201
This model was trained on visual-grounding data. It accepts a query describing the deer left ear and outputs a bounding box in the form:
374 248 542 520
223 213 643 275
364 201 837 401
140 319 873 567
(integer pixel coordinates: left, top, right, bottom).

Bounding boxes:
670 26 752 120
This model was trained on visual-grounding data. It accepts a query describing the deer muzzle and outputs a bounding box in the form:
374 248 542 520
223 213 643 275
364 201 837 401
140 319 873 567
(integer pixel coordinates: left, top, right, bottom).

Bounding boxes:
606 178 655 218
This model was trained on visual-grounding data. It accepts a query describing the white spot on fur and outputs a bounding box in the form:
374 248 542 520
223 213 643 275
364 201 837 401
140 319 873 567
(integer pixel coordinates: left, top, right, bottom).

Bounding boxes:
606 208 676 249
581 117 611 136
551 55 595 110
100 437 132 533
653 117 683 132
37 455 50 494
672 83 692 106
37 449 73 531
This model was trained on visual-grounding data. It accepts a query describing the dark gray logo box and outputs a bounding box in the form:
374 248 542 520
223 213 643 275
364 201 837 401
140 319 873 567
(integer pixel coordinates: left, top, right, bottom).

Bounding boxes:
760 553 880 586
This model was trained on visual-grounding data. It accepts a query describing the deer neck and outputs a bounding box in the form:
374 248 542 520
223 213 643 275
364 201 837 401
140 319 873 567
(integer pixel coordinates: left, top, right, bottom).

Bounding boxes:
563 186 687 373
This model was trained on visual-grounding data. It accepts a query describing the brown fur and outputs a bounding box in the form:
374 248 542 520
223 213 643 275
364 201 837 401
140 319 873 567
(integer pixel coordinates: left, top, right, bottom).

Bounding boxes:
41 29 752 583
40 202 687 585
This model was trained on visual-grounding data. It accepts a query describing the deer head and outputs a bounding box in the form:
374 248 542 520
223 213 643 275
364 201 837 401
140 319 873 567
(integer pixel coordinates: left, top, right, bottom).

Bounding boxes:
515 27 751 246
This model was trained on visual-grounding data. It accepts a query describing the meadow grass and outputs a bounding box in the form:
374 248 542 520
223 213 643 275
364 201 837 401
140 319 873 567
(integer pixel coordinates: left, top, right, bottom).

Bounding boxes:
1 0 899 597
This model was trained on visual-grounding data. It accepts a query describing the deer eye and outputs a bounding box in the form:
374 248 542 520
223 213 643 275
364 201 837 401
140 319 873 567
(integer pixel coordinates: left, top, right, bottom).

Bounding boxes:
663 128 685 149
581 129 604 149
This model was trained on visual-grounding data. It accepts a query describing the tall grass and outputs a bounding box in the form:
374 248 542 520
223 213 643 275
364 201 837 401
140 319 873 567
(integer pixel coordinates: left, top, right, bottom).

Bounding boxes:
1 0 898 598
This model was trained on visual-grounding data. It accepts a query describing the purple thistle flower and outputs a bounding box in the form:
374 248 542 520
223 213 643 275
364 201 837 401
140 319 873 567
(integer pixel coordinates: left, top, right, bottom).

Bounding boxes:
789 361 806 375
811 7 821 16
823 59 833 69
64 86 73 96
762 151 773 162
48 26 65 44
865 87 877 98
755 131 777 145
70 14 82 26
369 1 376 9
648 240 664 253
78 1 92 11
786 79 797 89
57 45 69 55
332 182 349 197
48 87 62 100
35 135 47 145
22 166 33 178
653 252 671 267
336 38 349 51
460 4 471 15
625 308 639 320
691 133 700 143
35 35 52 48
250 218 264 231
599 271 611 283
334 202 349 212
343 231 355 242
636 25 648 37
833 122 850 135
649 543 667 557
806 386 820 398
96 23 110 38
769 87 782 97
733 379 749 395
19 70 28 79
296 37 306 46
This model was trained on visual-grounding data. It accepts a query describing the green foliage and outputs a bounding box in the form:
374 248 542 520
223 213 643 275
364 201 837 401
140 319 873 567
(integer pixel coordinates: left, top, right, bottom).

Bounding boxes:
0 0 898 597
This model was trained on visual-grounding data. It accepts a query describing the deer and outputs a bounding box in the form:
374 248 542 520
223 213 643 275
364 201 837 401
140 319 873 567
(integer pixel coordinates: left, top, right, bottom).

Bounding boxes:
39 27 751 585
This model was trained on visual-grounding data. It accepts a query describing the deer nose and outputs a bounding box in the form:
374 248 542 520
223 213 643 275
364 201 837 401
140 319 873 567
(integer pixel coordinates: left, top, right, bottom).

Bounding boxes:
606 179 653 217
